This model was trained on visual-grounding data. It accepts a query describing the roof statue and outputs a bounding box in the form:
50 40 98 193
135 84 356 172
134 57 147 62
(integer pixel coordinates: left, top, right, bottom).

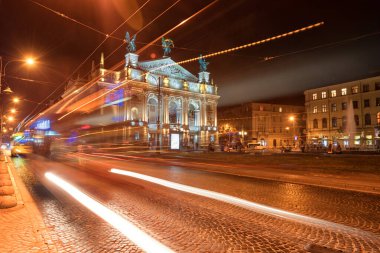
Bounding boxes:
199 54 209 72
162 37 174 57
125 32 137 53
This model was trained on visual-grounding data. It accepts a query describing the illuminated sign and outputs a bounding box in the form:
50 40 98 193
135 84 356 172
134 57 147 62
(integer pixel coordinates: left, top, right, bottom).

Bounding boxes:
35 119 50 130
170 133 180 150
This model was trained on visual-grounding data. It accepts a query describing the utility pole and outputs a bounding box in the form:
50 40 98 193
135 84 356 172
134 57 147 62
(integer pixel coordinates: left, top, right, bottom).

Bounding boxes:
157 76 161 151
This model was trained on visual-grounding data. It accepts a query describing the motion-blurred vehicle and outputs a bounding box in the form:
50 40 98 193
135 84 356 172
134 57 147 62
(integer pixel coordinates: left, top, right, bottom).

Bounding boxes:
246 143 266 150
11 143 33 157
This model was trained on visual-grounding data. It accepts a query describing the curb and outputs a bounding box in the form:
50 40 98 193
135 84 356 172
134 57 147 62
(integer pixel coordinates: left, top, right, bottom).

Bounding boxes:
5 155 24 205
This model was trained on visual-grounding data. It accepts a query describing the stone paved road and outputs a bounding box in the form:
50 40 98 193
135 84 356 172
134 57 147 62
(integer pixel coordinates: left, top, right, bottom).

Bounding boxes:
10 154 380 252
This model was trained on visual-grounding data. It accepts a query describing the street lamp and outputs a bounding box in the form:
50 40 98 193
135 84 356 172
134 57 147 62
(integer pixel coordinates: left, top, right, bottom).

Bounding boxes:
289 115 295 147
0 56 36 143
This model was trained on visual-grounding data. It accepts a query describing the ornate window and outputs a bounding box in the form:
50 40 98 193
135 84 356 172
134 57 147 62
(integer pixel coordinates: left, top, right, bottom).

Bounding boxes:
147 98 158 123
131 107 139 120
322 118 327 128
313 119 318 129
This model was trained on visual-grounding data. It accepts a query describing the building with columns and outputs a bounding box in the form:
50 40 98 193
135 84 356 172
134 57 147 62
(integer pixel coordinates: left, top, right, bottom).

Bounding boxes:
27 35 219 150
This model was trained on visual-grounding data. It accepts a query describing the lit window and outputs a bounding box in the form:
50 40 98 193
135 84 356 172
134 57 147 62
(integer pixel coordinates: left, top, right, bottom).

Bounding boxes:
354 135 360 145
279 107 282 112
341 88 347 96
331 90 336 97
322 104 327 112
313 106 318 113
312 93 317 100
351 86 359 94
321 91 327 99
366 135 373 146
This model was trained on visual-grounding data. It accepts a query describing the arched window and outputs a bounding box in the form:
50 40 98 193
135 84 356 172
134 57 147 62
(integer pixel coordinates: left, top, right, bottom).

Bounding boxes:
147 98 157 124
131 107 139 120
365 113 371 125
322 118 327 128
313 119 318 129
169 101 178 124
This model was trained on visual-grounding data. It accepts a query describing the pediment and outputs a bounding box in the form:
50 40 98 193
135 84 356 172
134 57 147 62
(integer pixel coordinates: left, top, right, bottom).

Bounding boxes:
138 57 198 82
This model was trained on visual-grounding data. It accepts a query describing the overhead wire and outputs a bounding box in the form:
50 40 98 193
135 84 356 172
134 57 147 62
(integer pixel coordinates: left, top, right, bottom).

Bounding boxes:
56 21 324 121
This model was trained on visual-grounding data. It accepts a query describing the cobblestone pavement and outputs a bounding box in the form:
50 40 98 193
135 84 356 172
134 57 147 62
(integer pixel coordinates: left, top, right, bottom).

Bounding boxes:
10 154 380 252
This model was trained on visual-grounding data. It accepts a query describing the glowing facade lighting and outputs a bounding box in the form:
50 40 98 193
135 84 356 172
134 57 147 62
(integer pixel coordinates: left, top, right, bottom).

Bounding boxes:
289 116 295 121
7 116 14 122
45 172 174 253
13 97 20 103
10 108 16 114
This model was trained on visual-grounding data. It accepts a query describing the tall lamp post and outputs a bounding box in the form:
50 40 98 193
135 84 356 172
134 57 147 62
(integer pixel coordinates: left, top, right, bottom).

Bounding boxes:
0 56 35 143
289 115 295 147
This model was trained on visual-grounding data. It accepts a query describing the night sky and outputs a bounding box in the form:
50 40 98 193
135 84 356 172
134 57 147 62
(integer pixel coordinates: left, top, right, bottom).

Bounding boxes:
1 0 380 124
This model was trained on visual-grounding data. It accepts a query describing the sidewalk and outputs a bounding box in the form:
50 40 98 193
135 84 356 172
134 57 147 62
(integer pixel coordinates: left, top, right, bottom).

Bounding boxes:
0 154 57 252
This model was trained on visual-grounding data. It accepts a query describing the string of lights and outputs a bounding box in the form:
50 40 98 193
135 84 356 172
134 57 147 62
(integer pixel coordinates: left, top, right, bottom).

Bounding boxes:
57 21 324 121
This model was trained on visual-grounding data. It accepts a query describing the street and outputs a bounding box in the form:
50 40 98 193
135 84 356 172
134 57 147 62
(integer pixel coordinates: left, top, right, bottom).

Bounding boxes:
9 153 380 253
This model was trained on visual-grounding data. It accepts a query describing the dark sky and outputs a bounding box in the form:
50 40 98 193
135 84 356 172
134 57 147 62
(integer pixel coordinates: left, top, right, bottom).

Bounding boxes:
1 0 380 124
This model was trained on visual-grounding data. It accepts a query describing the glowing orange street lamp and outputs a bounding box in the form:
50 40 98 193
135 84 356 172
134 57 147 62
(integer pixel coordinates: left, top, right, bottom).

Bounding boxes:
10 108 16 114
12 97 20 103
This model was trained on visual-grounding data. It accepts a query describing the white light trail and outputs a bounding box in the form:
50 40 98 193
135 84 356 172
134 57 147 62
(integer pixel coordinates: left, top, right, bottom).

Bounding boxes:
109 169 373 237
45 172 175 253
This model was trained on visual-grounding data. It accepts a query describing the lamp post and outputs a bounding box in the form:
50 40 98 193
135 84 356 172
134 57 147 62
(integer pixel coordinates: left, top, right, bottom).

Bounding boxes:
289 115 295 147
0 56 35 143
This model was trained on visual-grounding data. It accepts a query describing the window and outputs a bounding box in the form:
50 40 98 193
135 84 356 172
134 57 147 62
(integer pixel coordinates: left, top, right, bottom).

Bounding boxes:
279 107 282 112
259 105 264 111
363 84 369 92
332 117 337 127
321 91 327 99
366 135 373 146
351 86 359 94
365 113 371 125
354 115 359 126
331 90 336 97
376 97 380 106
342 116 347 129
312 93 317 100
354 135 360 145
342 102 347 110
364 99 370 108
313 106 318 113
352 100 359 109
377 112 380 124
322 104 327 112
322 118 327 128
331 103 337 112
341 88 347 96
375 82 380 90
313 119 318 129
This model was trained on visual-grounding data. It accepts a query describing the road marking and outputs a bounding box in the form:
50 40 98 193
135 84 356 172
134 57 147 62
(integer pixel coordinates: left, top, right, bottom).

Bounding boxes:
45 172 175 253
110 168 378 240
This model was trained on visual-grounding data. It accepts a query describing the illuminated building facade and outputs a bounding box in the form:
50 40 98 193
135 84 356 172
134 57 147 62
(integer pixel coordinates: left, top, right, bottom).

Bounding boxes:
304 76 380 149
218 103 305 148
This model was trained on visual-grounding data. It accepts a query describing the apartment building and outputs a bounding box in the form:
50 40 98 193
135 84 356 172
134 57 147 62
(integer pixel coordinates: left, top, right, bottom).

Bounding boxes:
304 76 380 149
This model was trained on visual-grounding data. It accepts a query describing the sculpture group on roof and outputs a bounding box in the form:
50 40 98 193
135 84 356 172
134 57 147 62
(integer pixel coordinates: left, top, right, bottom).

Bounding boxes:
125 32 137 53
199 54 209 72
162 37 174 57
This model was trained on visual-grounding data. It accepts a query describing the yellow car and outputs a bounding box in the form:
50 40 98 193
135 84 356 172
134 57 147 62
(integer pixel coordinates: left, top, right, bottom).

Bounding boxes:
11 144 33 157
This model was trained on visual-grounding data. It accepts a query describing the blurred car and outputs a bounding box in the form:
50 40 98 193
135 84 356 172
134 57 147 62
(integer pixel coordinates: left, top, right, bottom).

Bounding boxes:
11 144 33 157
246 143 266 150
